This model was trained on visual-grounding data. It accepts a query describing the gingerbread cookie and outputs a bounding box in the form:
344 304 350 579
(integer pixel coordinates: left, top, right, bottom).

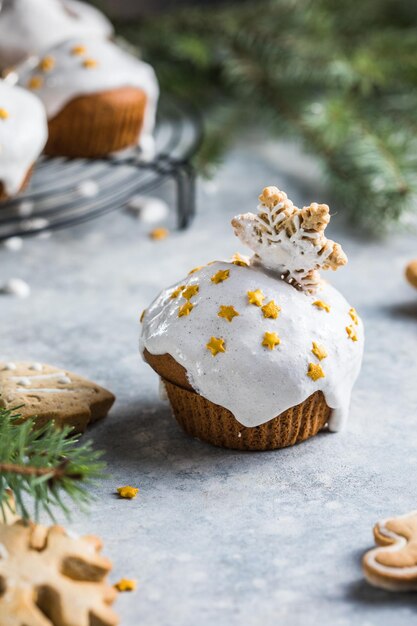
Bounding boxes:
405 260 417 289
363 510 417 591
0 512 118 626
0 362 115 432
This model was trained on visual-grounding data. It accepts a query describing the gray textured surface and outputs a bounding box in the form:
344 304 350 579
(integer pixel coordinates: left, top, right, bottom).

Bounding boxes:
1 138 417 625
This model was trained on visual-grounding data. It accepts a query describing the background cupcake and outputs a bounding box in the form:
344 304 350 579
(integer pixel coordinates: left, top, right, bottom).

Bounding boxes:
17 37 159 158
140 187 364 450
0 79 47 201
0 0 113 70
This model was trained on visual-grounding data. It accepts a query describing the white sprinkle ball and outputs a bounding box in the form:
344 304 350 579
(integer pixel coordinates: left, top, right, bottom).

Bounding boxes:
1 278 31 298
16 201 34 218
2 237 23 251
128 195 169 224
76 180 99 198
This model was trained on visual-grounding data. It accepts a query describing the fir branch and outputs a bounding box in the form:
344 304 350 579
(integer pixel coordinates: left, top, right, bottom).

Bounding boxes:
0 406 105 522
115 0 417 232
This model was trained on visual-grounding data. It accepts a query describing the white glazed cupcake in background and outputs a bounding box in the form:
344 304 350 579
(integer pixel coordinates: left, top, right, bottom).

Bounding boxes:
0 79 48 201
16 37 159 158
0 0 113 70
140 186 364 451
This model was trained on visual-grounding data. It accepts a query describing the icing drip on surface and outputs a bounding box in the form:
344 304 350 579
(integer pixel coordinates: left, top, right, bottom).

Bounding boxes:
0 0 113 68
16 38 159 154
0 80 47 195
140 261 364 430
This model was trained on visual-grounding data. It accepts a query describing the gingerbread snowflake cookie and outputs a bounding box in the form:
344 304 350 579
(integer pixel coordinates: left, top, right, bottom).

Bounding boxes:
232 186 347 293
363 510 417 591
0 513 118 626
0 362 115 432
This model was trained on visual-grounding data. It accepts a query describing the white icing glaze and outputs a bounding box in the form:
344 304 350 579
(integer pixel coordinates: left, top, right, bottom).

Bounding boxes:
16 388 73 393
16 38 159 154
140 261 364 430
0 80 47 195
11 371 69 382
0 0 113 68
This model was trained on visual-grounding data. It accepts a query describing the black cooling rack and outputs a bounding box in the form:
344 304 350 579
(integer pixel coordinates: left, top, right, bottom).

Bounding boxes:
0 98 203 241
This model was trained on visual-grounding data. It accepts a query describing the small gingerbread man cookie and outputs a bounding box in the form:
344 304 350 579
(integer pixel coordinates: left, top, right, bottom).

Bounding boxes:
363 510 417 591
0 362 115 432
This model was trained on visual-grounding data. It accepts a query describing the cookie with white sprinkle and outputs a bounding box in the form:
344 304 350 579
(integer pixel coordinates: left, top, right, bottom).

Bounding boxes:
0 362 115 432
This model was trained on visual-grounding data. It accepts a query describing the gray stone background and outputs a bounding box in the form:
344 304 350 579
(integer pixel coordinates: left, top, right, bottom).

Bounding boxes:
1 136 417 625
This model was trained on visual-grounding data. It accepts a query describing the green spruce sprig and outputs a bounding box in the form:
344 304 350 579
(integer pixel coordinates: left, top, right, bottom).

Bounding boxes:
0 406 105 522
115 0 417 232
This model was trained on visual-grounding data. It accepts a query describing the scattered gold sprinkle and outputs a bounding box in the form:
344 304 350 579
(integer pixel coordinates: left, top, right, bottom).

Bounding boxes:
261 300 281 319
188 266 203 275
247 289 265 307
218 305 239 322
140 310 146 323
178 301 194 317
182 284 199 300
311 341 327 361
232 253 249 267
149 227 169 240
71 44 87 56
262 331 281 350
313 300 331 313
170 285 185 299
117 486 139 499
82 58 99 69
346 325 358 341
307 363 325 381
206 336 225 356
39 55 55 72
211 269 230 284
115 579 137 592
0 108 9 120
27 76 43 90
349 307 359 325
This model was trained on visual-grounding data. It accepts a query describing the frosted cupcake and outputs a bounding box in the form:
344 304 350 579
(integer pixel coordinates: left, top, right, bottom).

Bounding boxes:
0 0 113 70
0 80 48 201
16 38 159 158
140 187 364 450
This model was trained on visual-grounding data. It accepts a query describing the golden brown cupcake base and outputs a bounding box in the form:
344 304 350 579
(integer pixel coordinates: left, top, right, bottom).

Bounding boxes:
164 379 330 450
45 87 147 158
144 350 331 450
0 165 34 202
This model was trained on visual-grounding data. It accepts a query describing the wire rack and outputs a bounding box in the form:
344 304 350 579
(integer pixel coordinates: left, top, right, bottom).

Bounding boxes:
0 98 203 242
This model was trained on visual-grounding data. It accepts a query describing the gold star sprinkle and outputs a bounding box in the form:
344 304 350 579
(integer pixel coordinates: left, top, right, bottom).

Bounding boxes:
115 579 137 592
188 266 203 275
82 58 98 69
117 486 139 499
313 300 331 313
206 336 225 356
178 301 194 317
247 289 265 307
311 341 327 361
170 285 185 299
261 300 281 319
0 108 9 120
262 331 281 350
71 45 87 56
182 284 199 300
346 325 358 341
149 227 169 240
218 305 239 322
39 56 55 72
140 310 146 323
27 76 43 90
349 307 359 325
307 363 325 381
232 253 249 267
211 269 230 284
